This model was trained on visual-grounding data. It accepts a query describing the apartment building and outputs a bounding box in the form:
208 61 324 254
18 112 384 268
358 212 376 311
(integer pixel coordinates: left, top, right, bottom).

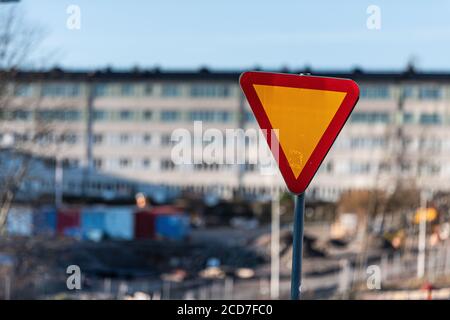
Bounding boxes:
1 67 450 201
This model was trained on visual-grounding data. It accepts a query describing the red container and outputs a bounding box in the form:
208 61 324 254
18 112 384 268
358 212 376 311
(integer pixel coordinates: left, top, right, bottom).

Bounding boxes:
134 206 183 239
134 210 155 239
57 208 81 236
151 206 183 216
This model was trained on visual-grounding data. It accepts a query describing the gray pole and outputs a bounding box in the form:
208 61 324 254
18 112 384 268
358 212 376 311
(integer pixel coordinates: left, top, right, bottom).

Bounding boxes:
270 187 280 299
54 157 63 208
417 190 428 278
291 192 305 299
237 90 245 197
82 78 94 198
4 274 10 300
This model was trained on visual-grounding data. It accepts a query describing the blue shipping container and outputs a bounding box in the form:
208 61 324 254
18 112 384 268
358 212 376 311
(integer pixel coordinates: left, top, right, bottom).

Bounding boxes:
155 214 190 240
7 206 33 236
64 227 82 239
104 207 134 240
33 207 57 236
81 207 106 240
81 206 134 240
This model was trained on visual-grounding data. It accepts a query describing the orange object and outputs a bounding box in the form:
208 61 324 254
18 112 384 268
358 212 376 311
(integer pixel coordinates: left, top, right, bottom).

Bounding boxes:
421 282 434 300
414 208 438 224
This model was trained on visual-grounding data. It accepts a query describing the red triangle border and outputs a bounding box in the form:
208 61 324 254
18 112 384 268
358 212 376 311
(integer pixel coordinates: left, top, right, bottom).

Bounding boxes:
239 71 360 194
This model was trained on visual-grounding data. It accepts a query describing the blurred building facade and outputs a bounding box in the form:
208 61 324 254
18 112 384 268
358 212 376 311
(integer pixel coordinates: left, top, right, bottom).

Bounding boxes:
1 68 449 201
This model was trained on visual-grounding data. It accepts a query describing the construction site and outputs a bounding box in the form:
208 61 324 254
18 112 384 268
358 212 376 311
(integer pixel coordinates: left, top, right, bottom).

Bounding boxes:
1 189 450 300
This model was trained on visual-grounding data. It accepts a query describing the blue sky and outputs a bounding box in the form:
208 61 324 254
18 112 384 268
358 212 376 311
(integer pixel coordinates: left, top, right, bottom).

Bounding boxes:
8 0 450 70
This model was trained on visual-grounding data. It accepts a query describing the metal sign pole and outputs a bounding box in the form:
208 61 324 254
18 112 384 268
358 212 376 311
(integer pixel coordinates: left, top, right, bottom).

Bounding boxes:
291 192 305 300
239 72 359 300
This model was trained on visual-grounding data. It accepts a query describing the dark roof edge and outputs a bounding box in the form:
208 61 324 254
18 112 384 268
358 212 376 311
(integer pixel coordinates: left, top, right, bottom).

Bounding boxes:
3 67 450 82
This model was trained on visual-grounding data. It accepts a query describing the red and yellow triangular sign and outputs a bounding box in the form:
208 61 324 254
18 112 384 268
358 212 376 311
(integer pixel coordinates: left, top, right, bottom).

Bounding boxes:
240 71 359 194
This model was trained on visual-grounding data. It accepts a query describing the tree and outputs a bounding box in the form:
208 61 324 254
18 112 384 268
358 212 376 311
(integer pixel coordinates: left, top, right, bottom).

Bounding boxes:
0 7 63 233
337 189 387 229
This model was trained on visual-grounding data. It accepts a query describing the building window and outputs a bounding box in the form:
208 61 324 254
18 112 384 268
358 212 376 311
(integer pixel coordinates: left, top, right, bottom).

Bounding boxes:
244 163 256 172
161 159 175 171
401 86 415 99
350 136 386 149
61 133 78 144
325 162 333 173
142 110 153 121
420 113 441 125
419 163 440 176
379 162 391 173
36 109 81 122
142 158 151 168
350 162 371 174
37 110 53 121
360 85 390 99
161 134 174 146
93 83 108 96
12 109 32 121
190 84 230 98
194 162 221 171
403 112 414 124
119 110 133 121
216 111 231 122
419 87 441 100
419 137 442 152
161 110 180 122
42 83 80 97
62 158 79 169
144 84 153 96
93 158 103 169
245 111 256 123
161 84 181 97
64 110 81 121
120 83 134 96
401 163 411 173
187 110 232 122
350 112 390 124
37 133 53 145
143 134 152 144
119 134 130 144
119 158 131 168
13 133 28 143
93 133 103 145
93 109 107 121
14 84 33 97
188 110 215 122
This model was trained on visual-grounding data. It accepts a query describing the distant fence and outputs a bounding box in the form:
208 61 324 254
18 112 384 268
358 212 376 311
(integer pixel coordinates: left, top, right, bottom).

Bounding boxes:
0 270 277 300
3 238 450 299
333 240 450 299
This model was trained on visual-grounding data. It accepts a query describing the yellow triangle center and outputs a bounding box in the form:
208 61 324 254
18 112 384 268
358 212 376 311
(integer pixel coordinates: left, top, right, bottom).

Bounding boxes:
254 84 347 178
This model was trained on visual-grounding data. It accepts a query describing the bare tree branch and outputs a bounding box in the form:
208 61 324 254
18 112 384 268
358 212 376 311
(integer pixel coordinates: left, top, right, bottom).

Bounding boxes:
0 7 64 233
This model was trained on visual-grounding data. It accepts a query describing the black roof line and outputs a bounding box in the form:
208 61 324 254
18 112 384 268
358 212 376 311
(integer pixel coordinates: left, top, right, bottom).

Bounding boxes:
3 67 450 82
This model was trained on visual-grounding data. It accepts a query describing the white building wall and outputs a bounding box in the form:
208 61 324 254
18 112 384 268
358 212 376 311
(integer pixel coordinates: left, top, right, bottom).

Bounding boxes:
3 73 450 201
